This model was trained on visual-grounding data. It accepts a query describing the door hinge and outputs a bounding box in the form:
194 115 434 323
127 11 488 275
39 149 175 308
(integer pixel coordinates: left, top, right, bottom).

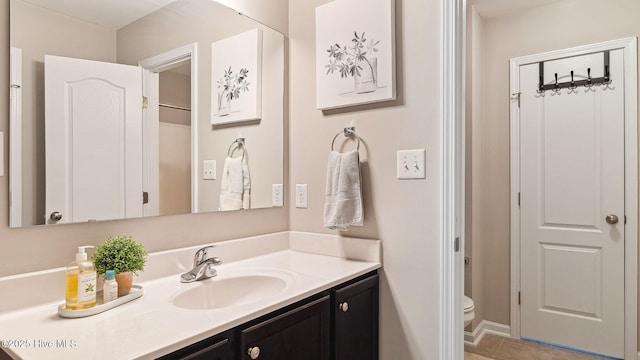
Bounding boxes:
142 96 149 109
518 192 521 206
511 92 521 108
143 192 149 204
454 237 460 252
625 215 627 224
518 291 521 305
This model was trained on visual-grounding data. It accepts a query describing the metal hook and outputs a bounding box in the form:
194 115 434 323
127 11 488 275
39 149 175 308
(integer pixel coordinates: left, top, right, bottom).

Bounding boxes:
331 127 360 152
566 71 578 94
584 68 596 92
227 138 246 159
570 71 575 87
549 73 561 95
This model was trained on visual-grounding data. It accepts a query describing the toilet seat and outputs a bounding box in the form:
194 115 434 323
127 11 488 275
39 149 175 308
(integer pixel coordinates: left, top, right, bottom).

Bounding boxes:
464 296 474 312
464 296 475 328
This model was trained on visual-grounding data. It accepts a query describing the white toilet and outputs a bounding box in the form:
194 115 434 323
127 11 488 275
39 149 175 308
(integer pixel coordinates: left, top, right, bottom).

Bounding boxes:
464 296 475 327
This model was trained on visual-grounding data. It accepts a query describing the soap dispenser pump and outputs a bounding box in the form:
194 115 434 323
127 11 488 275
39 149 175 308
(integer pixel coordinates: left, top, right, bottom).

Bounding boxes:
65 246 97 310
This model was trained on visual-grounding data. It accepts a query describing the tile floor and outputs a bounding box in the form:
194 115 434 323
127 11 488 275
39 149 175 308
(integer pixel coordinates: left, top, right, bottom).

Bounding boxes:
464 334 612 360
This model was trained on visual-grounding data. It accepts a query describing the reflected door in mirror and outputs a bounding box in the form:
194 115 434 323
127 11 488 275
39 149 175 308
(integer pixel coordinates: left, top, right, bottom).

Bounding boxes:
45 55 144 224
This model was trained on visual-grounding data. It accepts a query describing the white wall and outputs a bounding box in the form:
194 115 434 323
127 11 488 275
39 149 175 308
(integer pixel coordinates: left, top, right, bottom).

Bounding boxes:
289 0 442 358
215 0 288 34
465 5 485 331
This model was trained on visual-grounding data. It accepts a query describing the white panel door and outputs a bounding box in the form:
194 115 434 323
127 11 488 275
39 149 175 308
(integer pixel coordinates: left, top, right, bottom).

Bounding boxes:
519 50 625 358
45 55 143 224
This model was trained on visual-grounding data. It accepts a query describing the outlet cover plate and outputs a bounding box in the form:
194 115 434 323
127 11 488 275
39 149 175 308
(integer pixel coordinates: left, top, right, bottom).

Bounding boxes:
203 160 216 180
272 184 284 207
397 149 426 179
295 184 308 208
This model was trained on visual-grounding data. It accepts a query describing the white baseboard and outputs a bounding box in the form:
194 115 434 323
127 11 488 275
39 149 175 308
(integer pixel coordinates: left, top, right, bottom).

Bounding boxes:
464 320 511 347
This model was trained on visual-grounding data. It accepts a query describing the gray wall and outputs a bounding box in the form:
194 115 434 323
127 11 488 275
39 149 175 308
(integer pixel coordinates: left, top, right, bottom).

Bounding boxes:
289 0 442 358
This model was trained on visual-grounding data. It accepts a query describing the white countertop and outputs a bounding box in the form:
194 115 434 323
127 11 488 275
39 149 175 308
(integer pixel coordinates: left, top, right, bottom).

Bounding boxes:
0 232 381 360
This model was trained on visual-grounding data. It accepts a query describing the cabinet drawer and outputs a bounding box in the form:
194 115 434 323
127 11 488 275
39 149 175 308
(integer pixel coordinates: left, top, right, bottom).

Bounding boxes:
157 330 235 360
241 296 331 360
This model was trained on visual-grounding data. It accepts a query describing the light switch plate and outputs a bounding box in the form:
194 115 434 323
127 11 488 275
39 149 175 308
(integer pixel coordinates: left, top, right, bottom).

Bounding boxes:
295 184 308 209
203 160 216 180
397 149 426 179
272 184 284 207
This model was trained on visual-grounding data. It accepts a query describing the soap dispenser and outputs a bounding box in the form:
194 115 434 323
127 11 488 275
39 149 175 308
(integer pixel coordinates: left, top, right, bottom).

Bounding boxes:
65 246 97 310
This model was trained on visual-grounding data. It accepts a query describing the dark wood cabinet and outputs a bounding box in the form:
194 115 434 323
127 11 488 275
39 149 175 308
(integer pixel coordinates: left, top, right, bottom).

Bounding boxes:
157 330 235 360
240 296 331 360
333 273 379 360
157 271 378 360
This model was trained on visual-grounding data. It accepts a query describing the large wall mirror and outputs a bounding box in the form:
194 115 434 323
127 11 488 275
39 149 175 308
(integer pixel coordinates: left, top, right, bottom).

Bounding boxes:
9 0 285 227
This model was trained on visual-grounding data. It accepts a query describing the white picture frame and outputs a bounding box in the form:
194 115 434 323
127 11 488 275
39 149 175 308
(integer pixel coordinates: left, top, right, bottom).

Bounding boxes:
315 0 396 110
211 28 263 125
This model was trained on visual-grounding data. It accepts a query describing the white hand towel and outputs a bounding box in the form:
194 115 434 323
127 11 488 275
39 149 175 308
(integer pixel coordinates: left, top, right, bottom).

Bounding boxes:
323 150 363 231
219 156 251 211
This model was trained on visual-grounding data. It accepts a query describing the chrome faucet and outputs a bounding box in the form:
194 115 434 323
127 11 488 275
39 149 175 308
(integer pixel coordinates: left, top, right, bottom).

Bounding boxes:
180 246 223 283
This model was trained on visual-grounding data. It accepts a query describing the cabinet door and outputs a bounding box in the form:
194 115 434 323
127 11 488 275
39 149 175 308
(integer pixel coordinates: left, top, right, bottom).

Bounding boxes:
240 296 331 360
157 330 235 360
334 273 379 360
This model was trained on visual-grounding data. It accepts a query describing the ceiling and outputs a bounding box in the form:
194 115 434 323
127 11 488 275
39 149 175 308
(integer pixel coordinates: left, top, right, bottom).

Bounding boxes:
22 0 179 30
469 0 569 19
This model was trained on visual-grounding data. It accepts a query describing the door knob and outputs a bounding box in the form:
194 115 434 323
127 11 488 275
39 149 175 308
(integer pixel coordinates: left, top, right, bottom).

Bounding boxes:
50 211 62 222
605 214 619 225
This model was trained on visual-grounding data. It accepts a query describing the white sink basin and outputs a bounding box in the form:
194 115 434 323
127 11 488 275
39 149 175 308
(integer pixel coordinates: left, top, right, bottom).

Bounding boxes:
171 271 292 310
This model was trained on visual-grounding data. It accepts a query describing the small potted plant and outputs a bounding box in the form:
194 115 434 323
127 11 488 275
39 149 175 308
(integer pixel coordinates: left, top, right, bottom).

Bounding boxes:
92 235 147 296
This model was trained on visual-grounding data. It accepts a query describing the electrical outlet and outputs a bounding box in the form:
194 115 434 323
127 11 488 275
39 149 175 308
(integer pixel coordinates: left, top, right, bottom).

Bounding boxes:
272 184 284 207
295 184 308 209
397 149 426 179
203 160 216 180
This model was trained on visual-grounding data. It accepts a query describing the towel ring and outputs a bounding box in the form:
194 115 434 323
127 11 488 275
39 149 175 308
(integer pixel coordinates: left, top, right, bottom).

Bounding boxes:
228 138 246 159
331 127 360 152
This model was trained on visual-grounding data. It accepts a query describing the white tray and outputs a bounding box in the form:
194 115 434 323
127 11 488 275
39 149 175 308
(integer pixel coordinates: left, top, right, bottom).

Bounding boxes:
57 285 143 318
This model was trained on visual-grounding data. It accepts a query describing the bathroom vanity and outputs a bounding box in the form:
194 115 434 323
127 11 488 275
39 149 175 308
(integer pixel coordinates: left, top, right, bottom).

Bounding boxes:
0 232 381 360
160 271 378 360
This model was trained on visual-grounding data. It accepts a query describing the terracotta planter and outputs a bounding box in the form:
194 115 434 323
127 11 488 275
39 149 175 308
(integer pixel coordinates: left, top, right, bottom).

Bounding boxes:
115 271 133 297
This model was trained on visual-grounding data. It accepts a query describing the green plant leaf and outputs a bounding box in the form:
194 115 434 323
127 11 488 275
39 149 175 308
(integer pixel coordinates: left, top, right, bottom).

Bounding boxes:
91 235 147 275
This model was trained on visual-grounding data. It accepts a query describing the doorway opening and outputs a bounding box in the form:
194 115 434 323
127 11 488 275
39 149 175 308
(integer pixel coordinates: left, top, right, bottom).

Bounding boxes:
157 62 192 216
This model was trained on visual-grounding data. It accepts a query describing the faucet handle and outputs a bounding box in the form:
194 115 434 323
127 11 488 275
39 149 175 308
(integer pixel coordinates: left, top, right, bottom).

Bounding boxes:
194 245 215 266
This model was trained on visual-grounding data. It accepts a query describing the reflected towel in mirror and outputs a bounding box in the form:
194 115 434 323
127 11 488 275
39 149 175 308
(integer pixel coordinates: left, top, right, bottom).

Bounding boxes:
219 156 251 211
323 150 363 231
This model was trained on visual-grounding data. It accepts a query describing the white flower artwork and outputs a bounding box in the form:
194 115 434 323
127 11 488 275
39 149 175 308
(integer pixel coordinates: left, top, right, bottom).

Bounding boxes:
316 0 396 110
211 28 263 124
